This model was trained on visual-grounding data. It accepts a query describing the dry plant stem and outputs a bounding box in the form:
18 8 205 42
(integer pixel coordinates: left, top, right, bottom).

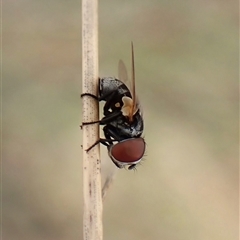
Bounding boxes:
82 0 102 239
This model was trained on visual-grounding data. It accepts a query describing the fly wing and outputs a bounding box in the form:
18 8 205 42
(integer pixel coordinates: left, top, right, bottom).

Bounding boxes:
118 59 128 84
130 42 138 118
118 42 139 122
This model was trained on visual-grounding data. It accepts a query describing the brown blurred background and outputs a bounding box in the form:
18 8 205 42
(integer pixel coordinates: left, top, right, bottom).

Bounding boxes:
2 0 238 239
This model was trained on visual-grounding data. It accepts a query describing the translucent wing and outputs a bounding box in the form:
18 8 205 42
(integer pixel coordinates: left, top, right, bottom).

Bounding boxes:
118 42 139 122
130 42 137 119
118 59 128 84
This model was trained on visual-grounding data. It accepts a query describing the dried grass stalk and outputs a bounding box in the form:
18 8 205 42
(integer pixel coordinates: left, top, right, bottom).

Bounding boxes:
82 0 102 239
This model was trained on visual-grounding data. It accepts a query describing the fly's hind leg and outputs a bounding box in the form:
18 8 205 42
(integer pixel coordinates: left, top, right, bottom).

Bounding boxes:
81 92 100 126
81 92 99 100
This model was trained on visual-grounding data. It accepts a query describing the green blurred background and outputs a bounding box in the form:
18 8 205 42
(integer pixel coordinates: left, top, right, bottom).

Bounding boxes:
2 0 238 239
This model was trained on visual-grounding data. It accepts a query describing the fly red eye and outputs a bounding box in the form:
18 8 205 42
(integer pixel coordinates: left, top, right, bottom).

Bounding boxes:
109 138 145 168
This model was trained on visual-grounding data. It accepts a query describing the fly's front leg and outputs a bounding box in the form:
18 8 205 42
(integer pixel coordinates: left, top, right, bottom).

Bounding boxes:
85 138 115 152
84 126 117 152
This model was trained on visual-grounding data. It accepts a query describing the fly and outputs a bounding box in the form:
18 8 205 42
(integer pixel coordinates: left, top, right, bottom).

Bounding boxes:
81 42 145 170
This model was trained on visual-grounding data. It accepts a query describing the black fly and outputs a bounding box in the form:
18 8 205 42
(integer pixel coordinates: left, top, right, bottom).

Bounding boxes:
81 43 145 170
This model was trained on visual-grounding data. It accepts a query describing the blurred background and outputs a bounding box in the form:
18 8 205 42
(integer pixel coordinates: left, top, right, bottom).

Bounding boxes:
2 0 238 239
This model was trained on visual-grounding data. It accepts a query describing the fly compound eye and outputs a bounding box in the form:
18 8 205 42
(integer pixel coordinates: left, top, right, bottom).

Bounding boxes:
109 138 145 168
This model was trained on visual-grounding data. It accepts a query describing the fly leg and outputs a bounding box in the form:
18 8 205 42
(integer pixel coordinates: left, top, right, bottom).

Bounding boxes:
81 92 100 126
81 110 122 129
81 92 99 100
85 138 113 152
81 88 123 126
84 125 119 152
